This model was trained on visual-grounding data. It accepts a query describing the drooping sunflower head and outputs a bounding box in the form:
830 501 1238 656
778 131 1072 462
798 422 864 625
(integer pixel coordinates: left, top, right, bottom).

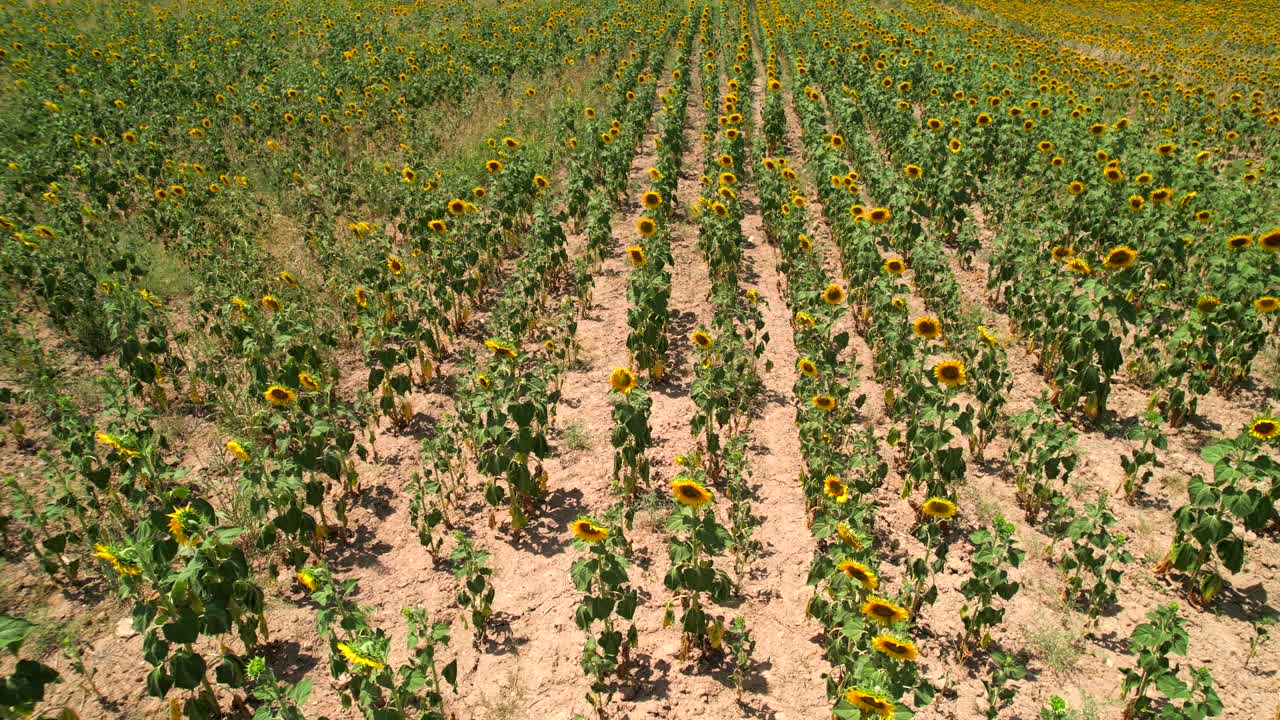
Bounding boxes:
636 217 657 237
691 329 713 349
296 569 319 592
812 395 836 412
1195 295 1220 313
836 559 878 589
94 543 141 576
871 634 919 662
822 284 846 305
1249 417 1279 441
264 384 297 406
279 271 299 288
921 496 957 519
1066 257 1092 275
1104 245 1137 269
932 360 966 388
796 311 816 328
626 245 647 267
823 475 849 504
798 358 818 377
609 367 637 394
641 190 662 209
978 326 999 347
337 641 386 671
353 286 369 308
484 338 519 360
261 295 281 312
912 316 941 340
571 517 609 543
1051 245 1074 260
167 504 203 547
1254 296 1279 314
1259 228 1280 252
226 439 250 461
883 257 906 275
298 372 321 392
671 476 713 507
861 596 910 625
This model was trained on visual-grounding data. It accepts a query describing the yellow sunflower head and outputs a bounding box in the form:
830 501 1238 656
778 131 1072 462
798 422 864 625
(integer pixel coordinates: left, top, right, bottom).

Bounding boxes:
671 476 713 507
1254 296 1279 314
836 559 878 589
912 316 941 340
812 395 836 412
883 257 906 275
861 596 910 625
571 517 609 543
824 475 850 504
636 217 657 237
609 367 636 394
871 635 919 662
933 360 966 387
822 284 846 305
626 245 647 267
691 329 713 349
1104 245 1137 269
798 358 818 377
264 384 297 406
921 496 957 519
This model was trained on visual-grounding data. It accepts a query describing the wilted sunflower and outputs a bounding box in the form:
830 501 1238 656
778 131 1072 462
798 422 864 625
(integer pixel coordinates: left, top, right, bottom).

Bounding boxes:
921 496 957 519
167 504 202 546
845 689 894 718
226 439 250 461
912 316 941 340
571 517 609 543
883 257 906 274
1249 417 1279 441
933 360 966 387
1259 228 1280 252
824 475 850 504
609 367 636 393
798 358 818 377
298 372 321 392
862 596 910 625
823 284 846 305
1104 245 1137 269
636 217 657 237
691 329 713 349
95 431 140 458
871 635 919 662
836 559 878 589
337 641 386 671
796 311 816 328
1254 296 1278 313
978 326 999 346
671 476 713 507
626 245 647 267
94 544 141 576
261 295 281 312
812 395 836 412
867 207 892 223
264 384 297 406
641 190 662 208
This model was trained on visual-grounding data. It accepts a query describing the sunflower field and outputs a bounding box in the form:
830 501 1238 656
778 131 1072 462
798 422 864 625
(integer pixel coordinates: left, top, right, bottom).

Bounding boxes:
0 0 1278 718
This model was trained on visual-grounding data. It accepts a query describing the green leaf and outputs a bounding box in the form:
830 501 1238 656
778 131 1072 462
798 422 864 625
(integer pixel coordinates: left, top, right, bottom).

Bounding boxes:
0 615 37 653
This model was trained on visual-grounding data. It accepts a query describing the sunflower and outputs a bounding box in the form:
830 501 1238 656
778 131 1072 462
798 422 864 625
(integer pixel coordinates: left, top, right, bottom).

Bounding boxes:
94 544 141 576
671 477 713 507
883 257 906 274
1134 172 1153 185
279 271 299 289
1249 417 1279 441
867 207 892 223
798 234 814 252
717 153 733 168
626 245 647 267
571 517 609 543
691 329 713 349
296 570 318 592
1259 229 1280 252
167 504 202 547
353 286 369 308
447 198 466 215
1051 245 1074 260
1104 245 1137 269
1155 142 1176 156
976 113 993 126
1195 296 1220 313
836 559 878 589
892 296 907 310
485 159 503 173
636 217 657 237
95 431 140 458
1127 195 1145 212
609 367 636 394
871 635 919 662
798 358 818 377
933 360 966 387
824 475 850 504
1150 188 1172 203
861 597 910 625
1068 180 1086 195
903 164 922 179
823 284 846 305
226 440 250 461
922 496 957 519
812 395 836 412
400 166 416 183
484 339 519 359
948 138 963 153
502 136 520 149
260 294 281 312
264 384 297 406
1104 166 1124 183
1195 210 1214 223
720 173 739 187
476 374 492 390
912 316 941 340
641 190 662 208
428 219 447 234
1088 122 1106 136
295 372 320 392
836 523 863 549
1066 257 1092 275
796 311 815 328
337 642 386 671
829 134 845 148
1254 296 1278 313
386 255 405 275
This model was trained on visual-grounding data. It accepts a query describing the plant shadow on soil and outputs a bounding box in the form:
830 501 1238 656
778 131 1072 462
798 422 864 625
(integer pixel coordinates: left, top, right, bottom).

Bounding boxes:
501 485 586 558
261 638 320 684
326 523 393 571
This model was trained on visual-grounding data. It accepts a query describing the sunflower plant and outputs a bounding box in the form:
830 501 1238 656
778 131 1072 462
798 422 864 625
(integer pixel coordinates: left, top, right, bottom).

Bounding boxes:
662 473 734 662
609 367 653 507
958 517 1024 655
569 516 638 716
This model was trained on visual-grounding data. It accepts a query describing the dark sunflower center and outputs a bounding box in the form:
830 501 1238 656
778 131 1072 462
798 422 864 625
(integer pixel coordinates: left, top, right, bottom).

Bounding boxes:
1256 422 1276 434
871 604 894 617
677 485 702 499
941 366 959 380
271 389 288 399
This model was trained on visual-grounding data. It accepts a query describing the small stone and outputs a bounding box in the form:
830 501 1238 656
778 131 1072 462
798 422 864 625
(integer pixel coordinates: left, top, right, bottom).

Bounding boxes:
115 618 137 639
